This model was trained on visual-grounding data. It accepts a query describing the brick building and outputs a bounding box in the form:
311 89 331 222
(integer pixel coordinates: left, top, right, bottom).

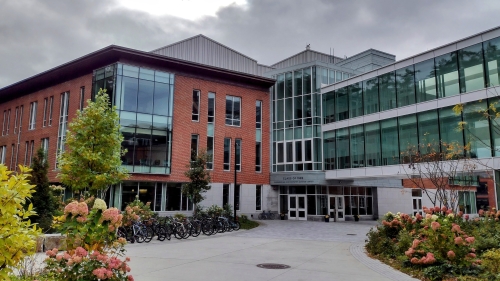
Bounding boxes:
0 45 275 216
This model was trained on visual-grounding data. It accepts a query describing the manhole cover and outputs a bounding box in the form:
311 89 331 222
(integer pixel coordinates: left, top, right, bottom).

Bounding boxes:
347 234 357 236
256 263 291 269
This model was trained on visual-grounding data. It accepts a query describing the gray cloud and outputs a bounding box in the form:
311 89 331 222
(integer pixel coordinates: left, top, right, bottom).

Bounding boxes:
1 0 499 87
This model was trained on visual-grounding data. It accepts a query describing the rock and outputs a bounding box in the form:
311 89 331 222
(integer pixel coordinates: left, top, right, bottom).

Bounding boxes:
44 235 66 251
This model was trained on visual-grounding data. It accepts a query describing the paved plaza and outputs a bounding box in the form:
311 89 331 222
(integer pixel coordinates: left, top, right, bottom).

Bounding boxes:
126 220 418 281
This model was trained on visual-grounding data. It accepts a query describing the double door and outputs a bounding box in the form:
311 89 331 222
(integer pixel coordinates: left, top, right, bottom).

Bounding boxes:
288 195 307 220
328 196 345 222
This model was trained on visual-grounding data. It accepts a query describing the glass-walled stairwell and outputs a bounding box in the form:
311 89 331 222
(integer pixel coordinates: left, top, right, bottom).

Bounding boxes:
92 63 174 174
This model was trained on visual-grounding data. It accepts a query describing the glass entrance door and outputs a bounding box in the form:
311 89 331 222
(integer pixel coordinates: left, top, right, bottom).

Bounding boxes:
288 195 307 220
328 196 345 222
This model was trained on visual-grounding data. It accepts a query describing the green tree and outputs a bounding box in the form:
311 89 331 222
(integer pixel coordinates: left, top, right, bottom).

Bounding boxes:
0 165 41 280
30 147 57 232
57 89 129 198
183 150 211 209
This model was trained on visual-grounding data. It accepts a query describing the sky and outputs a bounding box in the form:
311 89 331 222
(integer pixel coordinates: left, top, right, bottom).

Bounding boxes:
1 0 500 88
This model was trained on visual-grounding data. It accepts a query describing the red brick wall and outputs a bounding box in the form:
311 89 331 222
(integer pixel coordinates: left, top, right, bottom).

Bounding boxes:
0 74 92 181
0 71 270 186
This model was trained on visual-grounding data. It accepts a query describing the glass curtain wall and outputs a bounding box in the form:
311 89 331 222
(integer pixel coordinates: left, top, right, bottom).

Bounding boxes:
93 64 174 174
321 35 500 125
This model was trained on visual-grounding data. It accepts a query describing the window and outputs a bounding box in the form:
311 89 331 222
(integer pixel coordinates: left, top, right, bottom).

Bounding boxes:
17 106 23 133
256 185 262 211
48 96 54 126
435 52 459 98
207 93 215 169
225 96 241 126
14 107 18 134
24 141 29 165
9 144 14 170
56 92 70 167
396 65 416 107
223 184 229 207
6 109 11 135
458 43 485 93
379 71 396 111
192 90 200 121
43 98 48 127
223 138 231 170
415 59 437 102
41 138 49 154
484 36 500 87
29 101 37 130
363 78 379 115
412 189 423 216
349 83 363 118
459 191 477 214
0 146 6 164
235 139 241 171
256 101 262 172
1 110 6 135
335 88 348 121
79 87 85 111
235 184 241 211
29 141 34 166
191 134 199 163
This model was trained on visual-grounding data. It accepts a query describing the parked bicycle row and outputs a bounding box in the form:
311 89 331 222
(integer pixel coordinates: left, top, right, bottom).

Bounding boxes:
117 214 241 243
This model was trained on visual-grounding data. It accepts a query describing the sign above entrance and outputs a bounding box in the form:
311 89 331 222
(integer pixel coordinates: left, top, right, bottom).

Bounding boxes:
271 172 327 185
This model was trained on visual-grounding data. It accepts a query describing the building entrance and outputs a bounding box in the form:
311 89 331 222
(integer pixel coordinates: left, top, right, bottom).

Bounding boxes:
328 196 344 222
288 195 307 220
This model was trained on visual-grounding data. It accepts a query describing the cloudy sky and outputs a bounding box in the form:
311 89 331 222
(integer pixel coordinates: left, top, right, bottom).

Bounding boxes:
1 0 499 88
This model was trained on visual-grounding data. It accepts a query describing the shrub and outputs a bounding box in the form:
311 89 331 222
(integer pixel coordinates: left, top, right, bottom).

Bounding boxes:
481 249 500 278
44 199 133 281
0 165 42 280
207 204 224 217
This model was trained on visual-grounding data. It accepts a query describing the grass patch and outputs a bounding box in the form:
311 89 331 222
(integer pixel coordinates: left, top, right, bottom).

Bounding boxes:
240 219 259 230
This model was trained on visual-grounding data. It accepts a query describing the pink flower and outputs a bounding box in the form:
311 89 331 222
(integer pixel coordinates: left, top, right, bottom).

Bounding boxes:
415 213 423 221
441 206 448 212
76 216 88 223
467 253 477 258
479 209 485 216
93 268 108 280
405 248 415 257
431 221 440 231
412 239 421 249
447 250 456 259
410 257 419 264
466 237 475 244
451 223 461 233
458 211 464 217
465 214 469 220
56 255 63 261
75 247 88 257
455 237 464 245
433 206 440 213
128 276 135 281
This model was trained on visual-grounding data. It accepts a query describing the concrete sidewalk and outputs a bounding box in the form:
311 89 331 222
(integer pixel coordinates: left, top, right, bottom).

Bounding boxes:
126 220 418 281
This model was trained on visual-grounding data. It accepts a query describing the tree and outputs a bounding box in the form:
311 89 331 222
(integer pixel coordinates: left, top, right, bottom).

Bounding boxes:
0 165 41 279
57 89 129 198
30 147 57 232
401 141 477 213
182 150 211 210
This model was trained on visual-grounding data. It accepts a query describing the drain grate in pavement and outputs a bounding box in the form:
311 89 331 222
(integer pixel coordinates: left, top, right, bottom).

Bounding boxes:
347 234 357 236
256 263 291 269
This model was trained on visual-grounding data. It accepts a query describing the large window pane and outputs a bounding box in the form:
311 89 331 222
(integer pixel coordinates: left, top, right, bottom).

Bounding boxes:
379 71 396 111
439 106 464 151
153 82 170 116
294 70 302 96
350 125 364 168
122 77 138 112
138 79 154 114
323 131 335 170
285 72 293 98
399 114 418 163
415 59 437 102
151 130 168 172
277 74 284 99
323 91 335 123
484 37 500 87
435 52 459 98
285 98 293 120
458 43 485 93
381 118 399 165
365 122 381 167
303 94 312 124
121 127 135 170
135 128 151 173
488 97 500 156
463 101 492 158
336 128 349 169
335 87 348 121
396 65 416 107
303 68 312 94
363 78 379 114
349 83 363 118
418 110 439 153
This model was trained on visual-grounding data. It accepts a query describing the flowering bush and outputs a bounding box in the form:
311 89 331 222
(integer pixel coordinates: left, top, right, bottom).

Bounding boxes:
42 200 133 281
366 206 486 280
122 197 154 226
